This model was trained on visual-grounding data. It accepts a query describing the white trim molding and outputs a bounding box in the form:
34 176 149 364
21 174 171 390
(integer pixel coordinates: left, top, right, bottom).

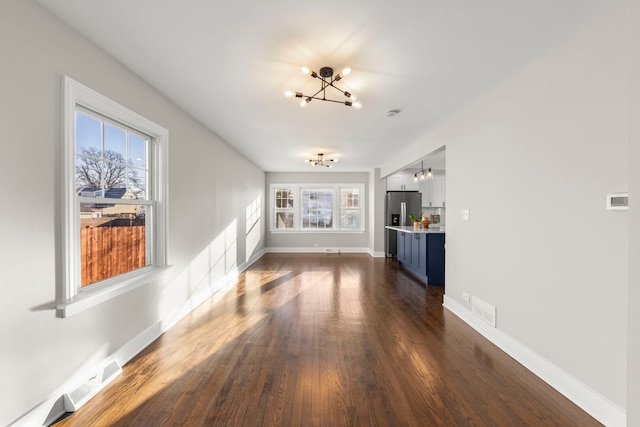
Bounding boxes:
443 295 626 427
265 247 384 258
265 246 372 255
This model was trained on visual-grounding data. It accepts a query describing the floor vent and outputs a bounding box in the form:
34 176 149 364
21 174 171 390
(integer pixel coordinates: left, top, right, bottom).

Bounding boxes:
471 296 497 327
63 359 122 412
325 248 340 254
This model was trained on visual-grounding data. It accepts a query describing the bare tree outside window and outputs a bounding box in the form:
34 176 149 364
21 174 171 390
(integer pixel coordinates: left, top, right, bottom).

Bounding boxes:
76 147 144 199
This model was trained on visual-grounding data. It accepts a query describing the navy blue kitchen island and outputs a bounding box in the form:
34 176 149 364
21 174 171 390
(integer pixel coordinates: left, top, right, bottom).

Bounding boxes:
386 225 445 285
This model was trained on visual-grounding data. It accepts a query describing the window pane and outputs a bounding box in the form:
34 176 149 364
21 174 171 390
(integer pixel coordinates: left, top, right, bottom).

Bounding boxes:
340 211 361 230
75 112 102 154
275 188 293 208
127 167 147 200
103 160 127 198
275 211 293 229
80 203 148 287
76 155 103 195
104 123 126 160
301 189 333 229
129 133 147 168
341 188 360 208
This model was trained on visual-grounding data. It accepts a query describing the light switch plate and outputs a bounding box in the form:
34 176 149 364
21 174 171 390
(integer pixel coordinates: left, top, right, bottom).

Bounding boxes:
461 209 470 221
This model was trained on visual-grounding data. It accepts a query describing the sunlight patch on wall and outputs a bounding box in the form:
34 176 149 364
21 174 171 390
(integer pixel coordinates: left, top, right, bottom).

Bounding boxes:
246 218 262 260
158 220 238 316
245 194 262 260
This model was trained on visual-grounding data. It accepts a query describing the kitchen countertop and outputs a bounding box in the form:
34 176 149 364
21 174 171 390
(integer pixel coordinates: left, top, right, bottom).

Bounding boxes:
385 225 446 234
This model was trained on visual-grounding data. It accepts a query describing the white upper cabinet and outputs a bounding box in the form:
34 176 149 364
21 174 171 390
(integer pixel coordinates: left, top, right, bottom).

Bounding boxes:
419 179 430 206
430 175 445 207
386 174 419 191
421 175 446 207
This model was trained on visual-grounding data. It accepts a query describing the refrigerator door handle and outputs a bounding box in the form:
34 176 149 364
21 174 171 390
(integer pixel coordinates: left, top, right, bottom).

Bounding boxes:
400 202 406 226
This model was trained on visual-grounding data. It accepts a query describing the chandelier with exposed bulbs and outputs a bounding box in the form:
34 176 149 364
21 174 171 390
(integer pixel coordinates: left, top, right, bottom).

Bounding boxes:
304 153 337 168
285 66 361 108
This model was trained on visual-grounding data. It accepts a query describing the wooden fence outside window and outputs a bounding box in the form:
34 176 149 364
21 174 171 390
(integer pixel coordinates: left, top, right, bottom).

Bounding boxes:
80 225 146 287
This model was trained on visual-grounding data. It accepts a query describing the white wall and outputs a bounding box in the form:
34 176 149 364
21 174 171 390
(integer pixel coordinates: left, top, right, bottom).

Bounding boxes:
265 172 370 251
0 1 265 425
369 168 387 256
381 1 629 421
627 0 640 425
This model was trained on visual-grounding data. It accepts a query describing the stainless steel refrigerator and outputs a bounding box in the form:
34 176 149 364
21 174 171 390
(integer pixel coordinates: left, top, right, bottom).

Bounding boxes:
385 191 422 257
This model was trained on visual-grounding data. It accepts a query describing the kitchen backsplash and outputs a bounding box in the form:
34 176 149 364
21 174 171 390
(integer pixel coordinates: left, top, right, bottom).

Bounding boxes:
422 207 445 224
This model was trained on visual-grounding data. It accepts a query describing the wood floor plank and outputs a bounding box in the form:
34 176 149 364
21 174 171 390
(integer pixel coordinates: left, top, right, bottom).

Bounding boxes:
54 253 602 427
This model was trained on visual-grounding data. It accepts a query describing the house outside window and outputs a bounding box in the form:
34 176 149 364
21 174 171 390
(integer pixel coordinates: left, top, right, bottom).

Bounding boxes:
270 184 365 232
60 76 168 317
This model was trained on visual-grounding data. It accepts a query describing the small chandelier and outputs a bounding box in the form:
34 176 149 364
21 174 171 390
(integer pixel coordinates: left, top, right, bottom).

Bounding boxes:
285 66 361 108
414 161 433 182
305 153 337 168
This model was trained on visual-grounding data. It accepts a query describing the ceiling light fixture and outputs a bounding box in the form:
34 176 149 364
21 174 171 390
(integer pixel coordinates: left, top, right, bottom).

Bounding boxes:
304 153 337 168
414 161 433 182
285 66 361 108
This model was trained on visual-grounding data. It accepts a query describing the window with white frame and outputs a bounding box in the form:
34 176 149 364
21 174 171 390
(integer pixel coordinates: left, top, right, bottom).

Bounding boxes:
60 76 168 317
301 188 333 229
340 187 361 230
274 187 294 229
270 184 365 232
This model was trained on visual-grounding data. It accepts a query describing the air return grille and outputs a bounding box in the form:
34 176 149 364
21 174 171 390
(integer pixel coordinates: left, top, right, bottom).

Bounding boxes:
607 193 629 210
471 296 497 328
63 359 122 412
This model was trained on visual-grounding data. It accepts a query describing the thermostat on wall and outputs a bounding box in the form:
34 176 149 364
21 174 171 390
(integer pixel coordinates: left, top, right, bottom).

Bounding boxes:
606 192 629 210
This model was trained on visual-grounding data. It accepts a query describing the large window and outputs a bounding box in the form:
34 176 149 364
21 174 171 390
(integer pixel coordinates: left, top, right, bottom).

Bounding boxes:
301 189 333 229
270 184 365 232
60 76 168 317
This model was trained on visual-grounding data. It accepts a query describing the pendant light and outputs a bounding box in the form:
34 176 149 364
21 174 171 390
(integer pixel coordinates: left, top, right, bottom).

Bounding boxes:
414 161 433 182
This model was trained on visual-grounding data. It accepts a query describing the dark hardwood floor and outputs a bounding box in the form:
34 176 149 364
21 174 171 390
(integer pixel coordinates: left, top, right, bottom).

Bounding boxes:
54 253 601 426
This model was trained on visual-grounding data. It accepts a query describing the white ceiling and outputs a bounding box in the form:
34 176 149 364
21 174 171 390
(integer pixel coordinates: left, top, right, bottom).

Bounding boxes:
36 0 619 172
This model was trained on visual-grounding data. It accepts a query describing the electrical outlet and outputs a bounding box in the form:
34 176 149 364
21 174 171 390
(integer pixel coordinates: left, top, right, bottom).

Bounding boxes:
462 292 470 302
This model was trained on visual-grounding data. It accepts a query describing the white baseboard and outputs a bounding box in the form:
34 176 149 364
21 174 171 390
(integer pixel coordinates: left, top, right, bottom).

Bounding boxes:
264 247 385 257
443 295 626 427
265 246 380 256
11 249 266 427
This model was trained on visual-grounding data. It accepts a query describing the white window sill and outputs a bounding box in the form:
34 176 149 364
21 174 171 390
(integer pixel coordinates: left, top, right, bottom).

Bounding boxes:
56 265 172 318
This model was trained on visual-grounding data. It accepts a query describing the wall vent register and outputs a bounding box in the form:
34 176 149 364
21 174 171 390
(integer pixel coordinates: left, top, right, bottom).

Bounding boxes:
606 192 628 210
